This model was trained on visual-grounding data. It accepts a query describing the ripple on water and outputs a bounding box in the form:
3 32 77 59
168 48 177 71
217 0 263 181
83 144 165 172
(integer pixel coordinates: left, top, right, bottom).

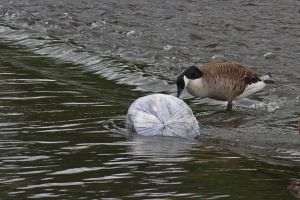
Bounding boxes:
0 18 299 200
28 193 61 199
0 155 50 162
18 182 85 190
0 25 174 95
50 167 105 175
84 173 133 182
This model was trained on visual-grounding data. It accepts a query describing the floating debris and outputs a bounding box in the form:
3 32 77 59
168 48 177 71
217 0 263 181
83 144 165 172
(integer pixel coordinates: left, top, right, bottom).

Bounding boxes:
126 94 200 139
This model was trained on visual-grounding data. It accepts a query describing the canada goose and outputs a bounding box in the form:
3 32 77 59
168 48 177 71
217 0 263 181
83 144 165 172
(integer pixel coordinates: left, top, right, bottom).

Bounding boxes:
176 61 273 110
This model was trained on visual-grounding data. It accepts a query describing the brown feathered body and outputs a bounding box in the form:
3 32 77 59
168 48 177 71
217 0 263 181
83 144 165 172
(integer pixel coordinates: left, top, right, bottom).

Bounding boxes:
186 62 263 102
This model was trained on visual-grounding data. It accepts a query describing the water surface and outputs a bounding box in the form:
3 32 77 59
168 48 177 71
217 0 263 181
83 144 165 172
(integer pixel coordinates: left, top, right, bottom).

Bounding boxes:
0 0 300 199
0 39 299 200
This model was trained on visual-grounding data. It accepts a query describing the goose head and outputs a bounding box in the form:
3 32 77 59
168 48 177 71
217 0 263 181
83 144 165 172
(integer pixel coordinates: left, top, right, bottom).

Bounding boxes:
176 66 202 97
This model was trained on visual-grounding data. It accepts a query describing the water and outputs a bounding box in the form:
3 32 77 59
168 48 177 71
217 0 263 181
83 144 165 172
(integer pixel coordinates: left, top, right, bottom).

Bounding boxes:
0 0 300 199
0 36 298 200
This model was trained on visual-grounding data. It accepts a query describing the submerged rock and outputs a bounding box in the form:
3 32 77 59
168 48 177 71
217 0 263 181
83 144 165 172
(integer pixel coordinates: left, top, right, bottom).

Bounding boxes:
126 94 200 139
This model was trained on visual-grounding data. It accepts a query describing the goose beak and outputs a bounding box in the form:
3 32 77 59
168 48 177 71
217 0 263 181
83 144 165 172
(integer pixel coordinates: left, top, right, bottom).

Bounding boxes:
176 75 185 98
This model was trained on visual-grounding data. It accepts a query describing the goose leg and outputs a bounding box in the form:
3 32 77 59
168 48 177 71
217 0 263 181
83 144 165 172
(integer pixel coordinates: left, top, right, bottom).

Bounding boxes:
226 101 233 111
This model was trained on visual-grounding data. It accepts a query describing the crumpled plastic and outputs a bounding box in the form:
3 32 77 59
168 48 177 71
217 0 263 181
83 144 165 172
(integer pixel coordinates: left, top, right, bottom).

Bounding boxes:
126 94 200 139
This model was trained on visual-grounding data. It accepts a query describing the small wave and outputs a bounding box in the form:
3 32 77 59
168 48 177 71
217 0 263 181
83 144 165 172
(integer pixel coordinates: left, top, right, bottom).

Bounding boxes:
0 25 173 95
50 167 104 175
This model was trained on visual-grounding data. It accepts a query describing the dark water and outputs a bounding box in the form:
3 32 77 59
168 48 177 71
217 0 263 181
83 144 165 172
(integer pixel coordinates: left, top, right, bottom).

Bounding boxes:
0 0 300 199
0 37 299 200
0 36 300 199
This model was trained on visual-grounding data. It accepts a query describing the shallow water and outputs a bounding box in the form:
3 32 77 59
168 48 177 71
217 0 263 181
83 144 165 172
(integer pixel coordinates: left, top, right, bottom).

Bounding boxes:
0 0 300 199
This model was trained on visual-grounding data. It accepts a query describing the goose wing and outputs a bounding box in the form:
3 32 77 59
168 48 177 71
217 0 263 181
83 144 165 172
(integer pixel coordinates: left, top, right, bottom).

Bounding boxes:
200 62 261 99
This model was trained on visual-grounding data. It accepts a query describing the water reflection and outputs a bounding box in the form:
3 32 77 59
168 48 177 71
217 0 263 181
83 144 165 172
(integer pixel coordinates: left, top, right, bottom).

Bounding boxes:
128 135 197 160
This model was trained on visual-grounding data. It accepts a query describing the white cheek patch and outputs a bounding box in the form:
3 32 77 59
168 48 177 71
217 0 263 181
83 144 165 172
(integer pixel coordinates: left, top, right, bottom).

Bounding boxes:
186 77 208 98
183 75 190 86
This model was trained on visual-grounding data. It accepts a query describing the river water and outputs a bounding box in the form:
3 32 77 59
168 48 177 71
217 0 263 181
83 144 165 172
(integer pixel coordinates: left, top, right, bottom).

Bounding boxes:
0 0 300 199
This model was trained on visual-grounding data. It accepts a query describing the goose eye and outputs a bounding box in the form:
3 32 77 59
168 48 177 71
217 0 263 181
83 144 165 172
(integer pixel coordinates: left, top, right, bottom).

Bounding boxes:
190 72 200 79
245 76 260 84
188 70 202 79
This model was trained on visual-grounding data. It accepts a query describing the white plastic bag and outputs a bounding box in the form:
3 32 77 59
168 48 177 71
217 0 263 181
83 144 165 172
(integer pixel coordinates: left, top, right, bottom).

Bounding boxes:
126 94 200 139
